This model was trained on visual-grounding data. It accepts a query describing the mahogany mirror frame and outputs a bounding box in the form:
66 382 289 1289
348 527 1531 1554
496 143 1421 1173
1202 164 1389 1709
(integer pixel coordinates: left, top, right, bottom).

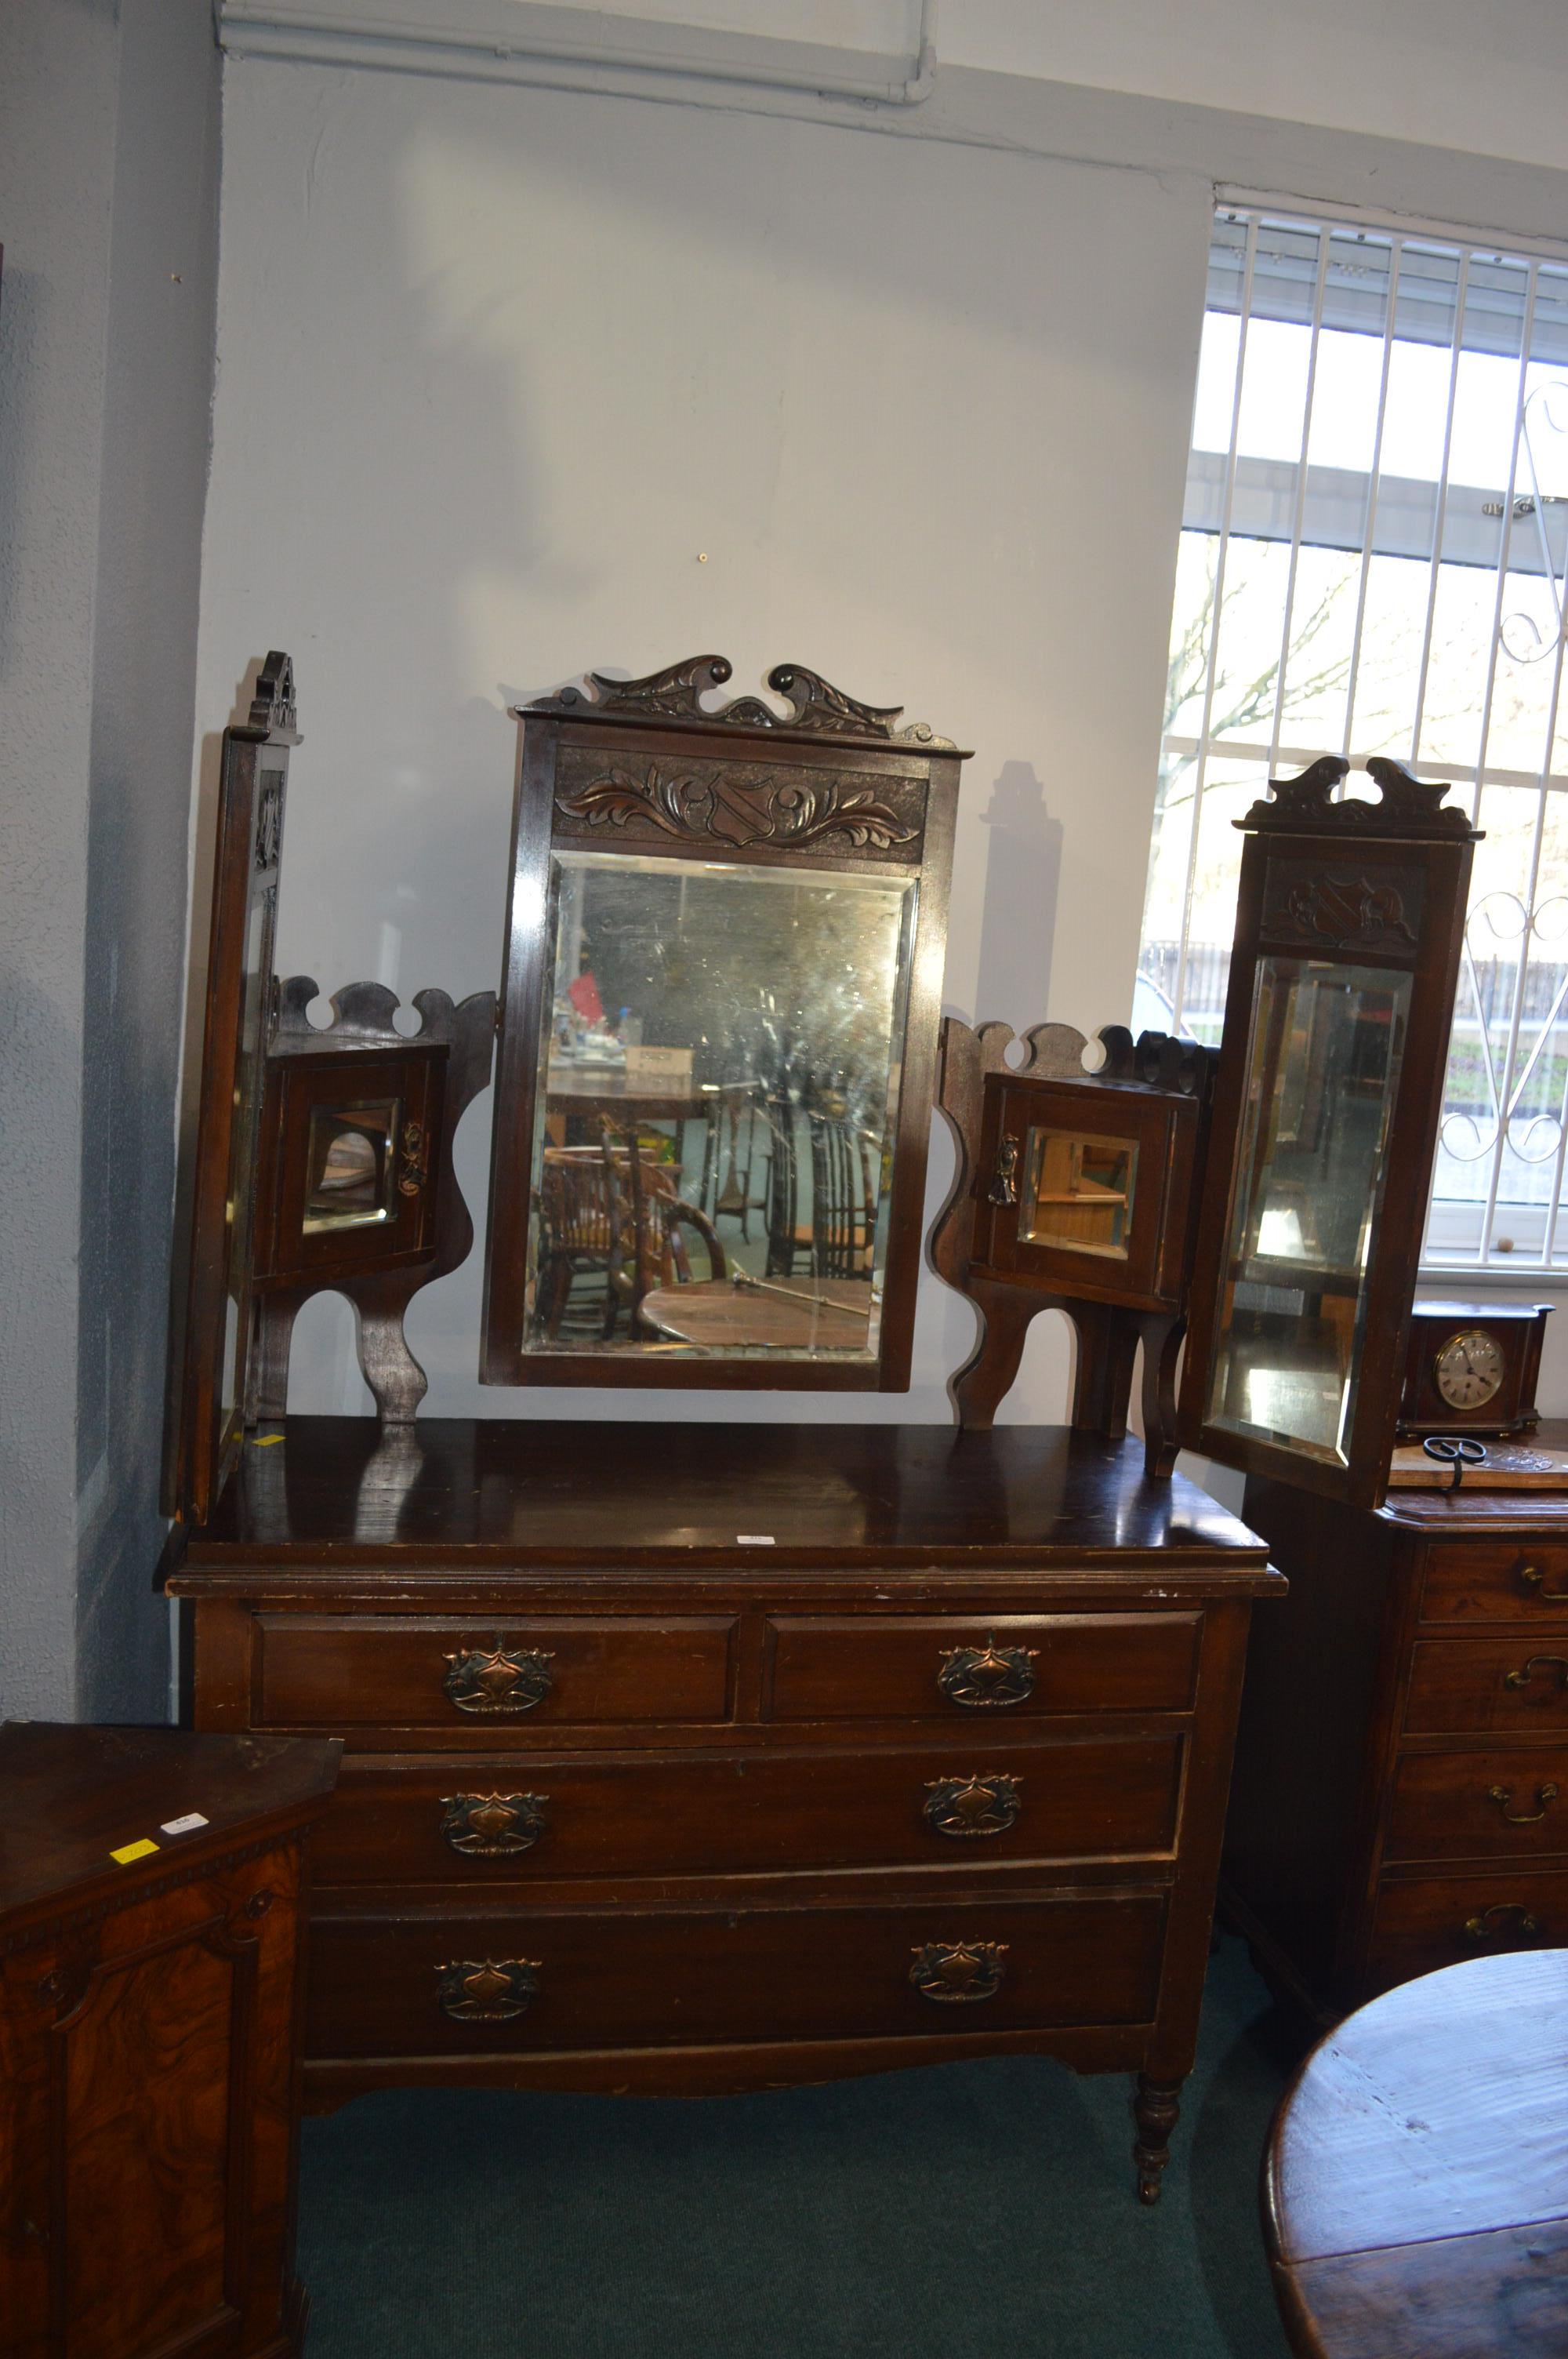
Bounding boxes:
176 652 299 1524
1178 756 1479 1511
480 656 964 1391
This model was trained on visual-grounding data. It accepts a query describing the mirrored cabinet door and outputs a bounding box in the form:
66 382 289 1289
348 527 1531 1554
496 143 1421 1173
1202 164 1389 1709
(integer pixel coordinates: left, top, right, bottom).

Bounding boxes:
482 660 965 1390
1179 757 1479 1509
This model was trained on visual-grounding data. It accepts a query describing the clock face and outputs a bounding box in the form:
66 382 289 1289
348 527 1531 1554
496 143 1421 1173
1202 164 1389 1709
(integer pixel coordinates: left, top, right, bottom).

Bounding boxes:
1433 1327 1507 1411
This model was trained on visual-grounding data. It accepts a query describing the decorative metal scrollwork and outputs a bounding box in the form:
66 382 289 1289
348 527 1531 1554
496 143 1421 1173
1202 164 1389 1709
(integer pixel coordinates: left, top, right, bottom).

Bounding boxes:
1463 1903 1541 1943
988 1133 1020 1208
442 1645 555 1715
923 1775 1022 1839
397 1119 429 1198
436 1957 539 2022
439 1792 549 1856
1487 1781 1559 1825
937 1640 1038 1710
909 1940 1008 2003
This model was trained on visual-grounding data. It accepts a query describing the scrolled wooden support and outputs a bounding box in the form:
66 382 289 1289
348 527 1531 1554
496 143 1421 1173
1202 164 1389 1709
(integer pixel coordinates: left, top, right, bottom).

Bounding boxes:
252 980 496 1426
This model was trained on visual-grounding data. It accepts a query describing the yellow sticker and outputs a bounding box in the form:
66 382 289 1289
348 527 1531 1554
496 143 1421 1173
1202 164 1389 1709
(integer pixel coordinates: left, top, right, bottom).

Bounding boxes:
250 1434 285 1448
110 1837 159 1866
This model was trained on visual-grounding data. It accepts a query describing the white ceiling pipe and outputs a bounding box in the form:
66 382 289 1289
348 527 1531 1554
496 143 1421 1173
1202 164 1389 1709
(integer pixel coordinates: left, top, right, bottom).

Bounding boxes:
216 0 938 106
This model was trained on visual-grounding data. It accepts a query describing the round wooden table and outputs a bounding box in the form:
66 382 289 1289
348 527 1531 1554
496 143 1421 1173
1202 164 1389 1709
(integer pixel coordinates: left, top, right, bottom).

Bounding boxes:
1265 1950 1568 2357
638 1275 873 1351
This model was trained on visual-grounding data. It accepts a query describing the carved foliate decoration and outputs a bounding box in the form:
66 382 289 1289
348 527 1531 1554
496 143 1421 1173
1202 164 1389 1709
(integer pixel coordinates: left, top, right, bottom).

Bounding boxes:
441 1645 556 1715
1240 752 1478 841
439 1792 549 1856
909 1940 1009 2003
533 654 956 749
553 750 924 856
923 1775 1023 1839
245 649 298 738
1260 860 1425 956
936 1640 1039 1709
436 1957 539 2022
253 775 283 871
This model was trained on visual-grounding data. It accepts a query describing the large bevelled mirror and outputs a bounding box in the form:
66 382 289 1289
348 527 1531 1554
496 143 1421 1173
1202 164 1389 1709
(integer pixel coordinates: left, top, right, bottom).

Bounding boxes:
481 657 965 1390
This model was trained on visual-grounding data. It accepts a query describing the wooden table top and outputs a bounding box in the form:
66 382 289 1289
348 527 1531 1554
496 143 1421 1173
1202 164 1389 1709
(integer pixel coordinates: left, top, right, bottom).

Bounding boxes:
172 1419 1278 1578
639 1276 873 1351
0 1722 341 1935
1265 1949 1568 2357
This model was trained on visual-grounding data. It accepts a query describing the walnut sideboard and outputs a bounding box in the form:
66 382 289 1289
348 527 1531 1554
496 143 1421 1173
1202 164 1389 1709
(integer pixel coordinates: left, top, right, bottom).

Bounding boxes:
167 1416 1280 2201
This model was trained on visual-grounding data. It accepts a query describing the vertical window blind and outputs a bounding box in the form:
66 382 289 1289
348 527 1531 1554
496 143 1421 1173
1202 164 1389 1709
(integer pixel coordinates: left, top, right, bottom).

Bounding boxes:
1139 201 1568 1272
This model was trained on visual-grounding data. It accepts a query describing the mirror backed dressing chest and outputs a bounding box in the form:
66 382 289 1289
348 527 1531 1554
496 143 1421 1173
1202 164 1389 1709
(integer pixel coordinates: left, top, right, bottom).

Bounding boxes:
168 654 1284 2203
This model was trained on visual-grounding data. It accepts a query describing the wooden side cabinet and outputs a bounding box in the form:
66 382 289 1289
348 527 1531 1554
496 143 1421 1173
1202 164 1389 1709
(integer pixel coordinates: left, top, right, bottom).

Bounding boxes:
1224 1428 1568 2022
0 1724 340 2359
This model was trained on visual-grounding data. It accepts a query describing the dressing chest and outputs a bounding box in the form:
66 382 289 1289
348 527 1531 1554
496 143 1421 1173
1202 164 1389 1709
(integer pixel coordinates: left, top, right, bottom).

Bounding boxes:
1225 1427 1568 2021
169 1416 1279 2199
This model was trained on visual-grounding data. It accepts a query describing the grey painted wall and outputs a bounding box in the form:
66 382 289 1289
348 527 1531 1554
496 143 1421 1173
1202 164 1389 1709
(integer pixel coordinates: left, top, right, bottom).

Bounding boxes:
0 0 220 1721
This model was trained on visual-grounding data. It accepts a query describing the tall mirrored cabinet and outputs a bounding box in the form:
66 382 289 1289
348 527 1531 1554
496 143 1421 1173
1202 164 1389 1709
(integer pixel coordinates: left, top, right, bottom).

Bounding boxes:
1178 755 1480 1509
481 656 965 1388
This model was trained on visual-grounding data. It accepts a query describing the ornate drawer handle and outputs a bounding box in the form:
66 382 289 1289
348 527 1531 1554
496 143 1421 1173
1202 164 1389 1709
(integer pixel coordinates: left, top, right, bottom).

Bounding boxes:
923 1774 1022 1838
1503 1654 1568 1699
442 1645 555 1715
1463 1903 1541 1943
436 1957 539 2022
1518 1563 1568 1602
988 1132 1020 1208
909 1940 1008 2003
397 1119 429 1199
1487 1781 1559 1825
439 1792 549 1856
937 1640 1038 1710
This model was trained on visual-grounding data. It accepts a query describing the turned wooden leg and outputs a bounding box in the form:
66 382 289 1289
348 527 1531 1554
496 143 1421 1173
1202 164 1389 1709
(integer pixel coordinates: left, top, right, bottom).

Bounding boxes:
1132 2073 1183 2205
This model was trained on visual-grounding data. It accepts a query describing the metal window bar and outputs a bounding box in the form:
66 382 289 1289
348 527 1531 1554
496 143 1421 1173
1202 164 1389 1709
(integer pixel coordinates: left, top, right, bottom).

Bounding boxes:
1143 201 1568 1274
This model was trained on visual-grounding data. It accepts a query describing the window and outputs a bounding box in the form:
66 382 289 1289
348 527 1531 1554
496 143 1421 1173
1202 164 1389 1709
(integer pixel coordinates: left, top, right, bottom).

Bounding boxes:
1139 200 1568 1273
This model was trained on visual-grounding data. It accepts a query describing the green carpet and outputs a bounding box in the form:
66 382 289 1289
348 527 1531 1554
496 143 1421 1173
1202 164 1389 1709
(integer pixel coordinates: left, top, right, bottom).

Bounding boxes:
298 1937 1301 2358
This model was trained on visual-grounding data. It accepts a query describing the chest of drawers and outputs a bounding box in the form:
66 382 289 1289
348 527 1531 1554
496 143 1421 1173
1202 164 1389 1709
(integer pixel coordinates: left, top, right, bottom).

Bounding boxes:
169 1416 1279 2202
1225 1439 1568 2022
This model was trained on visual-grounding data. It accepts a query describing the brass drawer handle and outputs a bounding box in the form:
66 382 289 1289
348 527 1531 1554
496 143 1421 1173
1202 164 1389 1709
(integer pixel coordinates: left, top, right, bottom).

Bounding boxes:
909 1940 1008 2003
937 1640 1038 1710
1463 1903 1541 1943
1487 1781 1559 1825
440 1792 548 1856
436 1958 539 2022
923 1774 1022 1838
988 1132 1020 1207
397 1118 429 1199
1503 1654 1568 1699
442 1645 555 1715
1518 1563 1568 1602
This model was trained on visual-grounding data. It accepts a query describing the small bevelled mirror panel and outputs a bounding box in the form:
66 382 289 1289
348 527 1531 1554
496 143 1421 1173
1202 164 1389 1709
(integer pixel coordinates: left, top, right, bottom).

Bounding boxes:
303 1100 402 1234
524 850 917 1363
1018 1129 1139 1260
1207 957 1410 1463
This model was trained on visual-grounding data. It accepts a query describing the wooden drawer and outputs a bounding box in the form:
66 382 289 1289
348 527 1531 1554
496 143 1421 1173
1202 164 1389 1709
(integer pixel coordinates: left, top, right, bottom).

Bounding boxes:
1405 1638 1568 1736
1421 1540 1568 1624
307 1887 1168 2057
1369 1868 1568 1990
313 1733 1186 1887
765 1613 1200 1723
253 1615 737 1732
1385 1747 1568 1865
